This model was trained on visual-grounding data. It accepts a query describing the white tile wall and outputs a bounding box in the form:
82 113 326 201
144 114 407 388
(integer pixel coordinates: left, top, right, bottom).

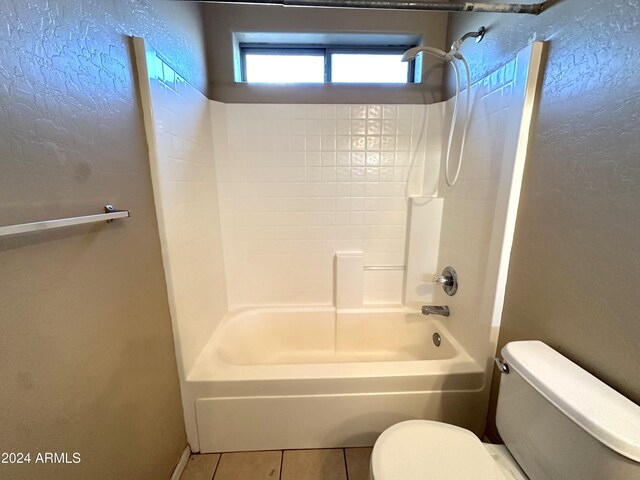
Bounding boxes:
433 46 538 364
142 47 228 376
212 103 441 308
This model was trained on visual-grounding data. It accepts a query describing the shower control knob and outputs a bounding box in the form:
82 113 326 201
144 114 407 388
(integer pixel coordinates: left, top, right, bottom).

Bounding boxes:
433 266 459 296
433 275 451 285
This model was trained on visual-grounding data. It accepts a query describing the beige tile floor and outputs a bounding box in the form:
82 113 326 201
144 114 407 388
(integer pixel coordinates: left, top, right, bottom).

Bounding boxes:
180 447 372 480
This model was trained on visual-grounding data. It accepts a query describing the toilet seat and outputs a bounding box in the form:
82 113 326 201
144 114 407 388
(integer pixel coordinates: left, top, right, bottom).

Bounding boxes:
371 420 507 480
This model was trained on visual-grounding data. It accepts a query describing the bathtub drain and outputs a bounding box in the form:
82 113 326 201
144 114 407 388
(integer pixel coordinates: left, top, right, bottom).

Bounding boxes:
432 332 442 347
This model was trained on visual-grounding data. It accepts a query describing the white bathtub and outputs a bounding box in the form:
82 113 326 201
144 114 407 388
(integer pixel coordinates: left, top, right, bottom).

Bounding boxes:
185 307 487 453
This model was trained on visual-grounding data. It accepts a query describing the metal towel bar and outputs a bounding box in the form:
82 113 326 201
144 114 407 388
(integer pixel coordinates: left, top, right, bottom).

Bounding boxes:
0 205 130 238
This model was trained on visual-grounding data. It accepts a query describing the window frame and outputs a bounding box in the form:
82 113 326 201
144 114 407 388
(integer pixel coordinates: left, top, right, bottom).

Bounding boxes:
240 44 416 84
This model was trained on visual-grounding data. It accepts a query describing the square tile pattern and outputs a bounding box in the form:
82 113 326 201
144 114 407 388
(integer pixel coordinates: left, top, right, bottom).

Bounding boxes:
214 103 443 307
181 448 372 480
147 49 229 375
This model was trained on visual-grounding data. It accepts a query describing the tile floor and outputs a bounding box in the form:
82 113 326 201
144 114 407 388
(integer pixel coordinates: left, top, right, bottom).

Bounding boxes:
180 447 372 480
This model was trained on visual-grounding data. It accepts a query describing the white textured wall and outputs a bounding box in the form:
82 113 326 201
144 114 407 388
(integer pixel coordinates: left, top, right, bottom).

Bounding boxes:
142 46 228 376
212 103 442 308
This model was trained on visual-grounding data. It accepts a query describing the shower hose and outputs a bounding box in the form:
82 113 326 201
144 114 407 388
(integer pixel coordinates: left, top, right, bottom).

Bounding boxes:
418 47 471 187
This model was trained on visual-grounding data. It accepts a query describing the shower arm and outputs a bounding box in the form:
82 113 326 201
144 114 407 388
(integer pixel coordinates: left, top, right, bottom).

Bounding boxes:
455 26 486 46
199 0 548 15
401 26 484 63
447 26 485 58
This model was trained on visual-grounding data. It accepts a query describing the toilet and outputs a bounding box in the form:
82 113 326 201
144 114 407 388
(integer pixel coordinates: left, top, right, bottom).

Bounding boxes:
370 341 640 480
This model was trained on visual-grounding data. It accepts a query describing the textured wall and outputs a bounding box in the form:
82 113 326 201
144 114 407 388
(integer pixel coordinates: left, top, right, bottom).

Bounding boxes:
447 0 640 438
203 3 449 104
0 1 208 479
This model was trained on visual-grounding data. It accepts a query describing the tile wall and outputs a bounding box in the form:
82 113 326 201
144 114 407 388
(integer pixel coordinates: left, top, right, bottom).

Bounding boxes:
143 46 228 375
212 103 443 308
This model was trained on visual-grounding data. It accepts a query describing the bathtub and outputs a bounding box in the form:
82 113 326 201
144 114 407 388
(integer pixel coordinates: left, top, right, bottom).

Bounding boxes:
185 307 487 453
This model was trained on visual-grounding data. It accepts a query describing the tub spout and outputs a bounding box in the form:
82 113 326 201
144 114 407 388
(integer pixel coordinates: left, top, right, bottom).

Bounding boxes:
421 305 450 317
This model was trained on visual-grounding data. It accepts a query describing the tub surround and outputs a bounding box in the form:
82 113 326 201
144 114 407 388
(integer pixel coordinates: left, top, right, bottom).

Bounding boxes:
139 38 545 452
195 44 543 452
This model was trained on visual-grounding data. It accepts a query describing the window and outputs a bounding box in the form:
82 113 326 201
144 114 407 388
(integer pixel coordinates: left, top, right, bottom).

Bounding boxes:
240 45 415 84
331 53 409 83
243 49 326 83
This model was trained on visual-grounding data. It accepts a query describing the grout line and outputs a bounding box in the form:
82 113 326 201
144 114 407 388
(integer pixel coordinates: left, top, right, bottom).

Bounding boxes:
279 449 284 480
211 453 222 480
343 448 349 480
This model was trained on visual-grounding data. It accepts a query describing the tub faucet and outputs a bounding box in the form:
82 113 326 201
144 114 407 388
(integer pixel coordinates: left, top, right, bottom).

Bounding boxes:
421 305 450 317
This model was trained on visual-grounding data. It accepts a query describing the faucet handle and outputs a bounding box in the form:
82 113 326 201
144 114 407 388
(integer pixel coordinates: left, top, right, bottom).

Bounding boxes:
432 266 458 296
433 274 450 285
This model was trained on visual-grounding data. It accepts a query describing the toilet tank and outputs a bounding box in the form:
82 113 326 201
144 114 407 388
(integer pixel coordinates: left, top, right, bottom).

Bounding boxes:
496 341 640 480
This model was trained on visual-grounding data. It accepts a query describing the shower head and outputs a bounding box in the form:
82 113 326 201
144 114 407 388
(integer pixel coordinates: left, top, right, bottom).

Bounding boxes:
401 46 447 62
401 46 426 62
460 26 486 43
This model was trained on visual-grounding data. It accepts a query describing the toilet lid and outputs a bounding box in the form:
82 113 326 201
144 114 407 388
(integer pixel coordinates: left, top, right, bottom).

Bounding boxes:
371 420 506 480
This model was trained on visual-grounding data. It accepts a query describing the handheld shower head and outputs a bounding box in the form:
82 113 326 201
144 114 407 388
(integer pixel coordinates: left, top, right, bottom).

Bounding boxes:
401 46 448 62
401 46 425 62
